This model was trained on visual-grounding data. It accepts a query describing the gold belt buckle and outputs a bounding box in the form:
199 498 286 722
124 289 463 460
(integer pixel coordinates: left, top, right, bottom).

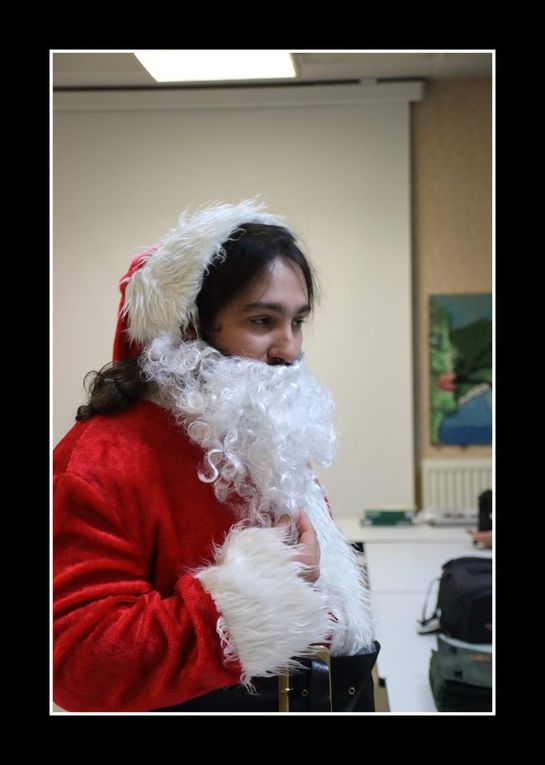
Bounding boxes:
278 645 332 712
278 667 291 712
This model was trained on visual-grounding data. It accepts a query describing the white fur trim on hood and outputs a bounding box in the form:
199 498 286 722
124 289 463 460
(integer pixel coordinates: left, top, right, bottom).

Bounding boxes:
196 524 332 684
122 198 289 347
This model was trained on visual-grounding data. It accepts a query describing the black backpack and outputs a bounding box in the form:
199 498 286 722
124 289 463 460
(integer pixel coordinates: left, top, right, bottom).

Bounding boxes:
429 634 492 712
420 556 492 644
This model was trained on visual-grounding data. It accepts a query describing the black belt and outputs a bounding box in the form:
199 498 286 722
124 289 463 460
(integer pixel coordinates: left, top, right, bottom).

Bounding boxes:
279 645 332 712
152 641 380 713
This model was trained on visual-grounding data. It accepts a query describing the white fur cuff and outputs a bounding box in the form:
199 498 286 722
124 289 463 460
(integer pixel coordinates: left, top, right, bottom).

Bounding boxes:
197 525 331 683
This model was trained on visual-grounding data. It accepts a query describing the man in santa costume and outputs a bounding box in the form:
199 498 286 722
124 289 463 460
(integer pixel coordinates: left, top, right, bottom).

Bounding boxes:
53 199 379 713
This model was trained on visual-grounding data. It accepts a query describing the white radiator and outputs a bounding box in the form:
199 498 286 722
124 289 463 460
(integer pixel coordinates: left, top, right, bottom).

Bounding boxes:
421 459 492 522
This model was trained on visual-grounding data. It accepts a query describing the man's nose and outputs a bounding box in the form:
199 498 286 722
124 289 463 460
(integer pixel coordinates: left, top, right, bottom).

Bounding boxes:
268 327 300 365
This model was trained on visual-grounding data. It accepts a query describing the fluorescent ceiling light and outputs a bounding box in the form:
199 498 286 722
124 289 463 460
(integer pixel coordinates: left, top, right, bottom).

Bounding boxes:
134 51 296 83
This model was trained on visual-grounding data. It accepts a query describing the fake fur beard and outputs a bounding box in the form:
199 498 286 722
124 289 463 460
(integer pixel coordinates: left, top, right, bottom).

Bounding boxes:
141 335 376 660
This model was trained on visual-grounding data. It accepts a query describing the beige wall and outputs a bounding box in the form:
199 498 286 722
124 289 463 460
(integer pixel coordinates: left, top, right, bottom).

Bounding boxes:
411 79 492 492
53 79 492 516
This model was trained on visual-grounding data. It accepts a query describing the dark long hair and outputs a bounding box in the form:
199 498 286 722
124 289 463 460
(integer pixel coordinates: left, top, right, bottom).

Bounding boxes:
75 222 316 421
75 357 151 421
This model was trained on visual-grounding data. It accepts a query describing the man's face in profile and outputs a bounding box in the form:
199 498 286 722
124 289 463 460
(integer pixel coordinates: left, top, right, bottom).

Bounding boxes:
207 258 310 366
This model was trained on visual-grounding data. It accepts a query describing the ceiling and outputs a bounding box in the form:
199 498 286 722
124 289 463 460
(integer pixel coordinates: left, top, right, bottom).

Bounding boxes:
52 51 493 89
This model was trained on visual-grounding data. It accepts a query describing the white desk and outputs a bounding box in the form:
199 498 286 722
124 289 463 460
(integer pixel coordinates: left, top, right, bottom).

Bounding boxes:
335 517 492 713
380 674 441 715
364 540 489 593
335 516 475 545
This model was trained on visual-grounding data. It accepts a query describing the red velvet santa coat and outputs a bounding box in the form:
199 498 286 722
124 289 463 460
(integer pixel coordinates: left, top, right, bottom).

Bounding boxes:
54 400 338 712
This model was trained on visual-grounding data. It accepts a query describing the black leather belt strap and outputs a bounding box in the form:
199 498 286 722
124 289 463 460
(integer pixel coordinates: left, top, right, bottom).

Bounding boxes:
152 641 380 712
308 653 332 712
278 645 332 712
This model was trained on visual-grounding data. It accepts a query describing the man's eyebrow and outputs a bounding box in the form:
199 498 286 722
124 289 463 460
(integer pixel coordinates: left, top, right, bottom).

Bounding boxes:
241 301 311 316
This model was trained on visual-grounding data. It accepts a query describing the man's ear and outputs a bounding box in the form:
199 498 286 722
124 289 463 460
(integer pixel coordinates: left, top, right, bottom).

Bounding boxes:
181 324 197 341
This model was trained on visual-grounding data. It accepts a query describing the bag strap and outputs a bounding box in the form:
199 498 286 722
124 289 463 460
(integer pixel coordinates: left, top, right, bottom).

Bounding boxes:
417 576 441 634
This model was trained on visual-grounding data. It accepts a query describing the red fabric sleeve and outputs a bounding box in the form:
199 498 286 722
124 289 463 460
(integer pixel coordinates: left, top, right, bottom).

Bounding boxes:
53 472 240 712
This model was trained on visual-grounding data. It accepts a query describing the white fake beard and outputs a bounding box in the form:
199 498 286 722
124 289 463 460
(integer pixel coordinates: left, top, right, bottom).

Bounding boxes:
140 335 336 529
141 335 377 654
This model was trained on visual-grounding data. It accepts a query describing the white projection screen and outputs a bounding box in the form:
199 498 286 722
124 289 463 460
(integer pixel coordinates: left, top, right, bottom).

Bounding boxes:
53 82 423 516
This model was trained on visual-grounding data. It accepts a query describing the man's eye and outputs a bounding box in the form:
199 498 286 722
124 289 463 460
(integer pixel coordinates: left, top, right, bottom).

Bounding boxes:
251 317 271 326
293 318 306 328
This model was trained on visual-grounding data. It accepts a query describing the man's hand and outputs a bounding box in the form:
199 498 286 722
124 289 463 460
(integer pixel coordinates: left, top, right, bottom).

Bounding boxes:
274 510 320 583
472 530 493 549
